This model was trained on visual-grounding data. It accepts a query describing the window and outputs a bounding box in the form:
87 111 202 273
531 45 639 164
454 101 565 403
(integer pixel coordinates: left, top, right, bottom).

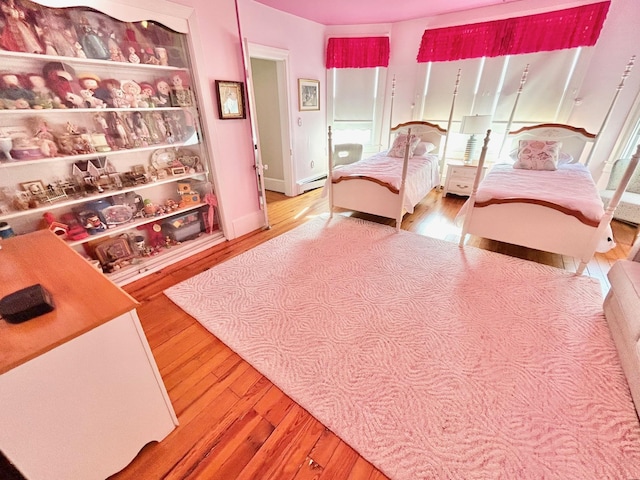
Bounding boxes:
420 47 589 158
327 67 387 153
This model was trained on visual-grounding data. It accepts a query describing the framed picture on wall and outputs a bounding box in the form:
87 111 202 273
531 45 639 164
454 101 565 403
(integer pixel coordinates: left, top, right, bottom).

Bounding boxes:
215 80 246 119
298 78 320 111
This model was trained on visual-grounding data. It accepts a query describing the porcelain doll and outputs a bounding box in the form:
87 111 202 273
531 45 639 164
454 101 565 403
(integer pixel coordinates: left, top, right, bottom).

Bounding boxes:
0 0 43 53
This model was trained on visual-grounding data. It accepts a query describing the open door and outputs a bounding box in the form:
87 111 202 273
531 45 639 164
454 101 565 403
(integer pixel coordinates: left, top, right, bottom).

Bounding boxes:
241 37 270 229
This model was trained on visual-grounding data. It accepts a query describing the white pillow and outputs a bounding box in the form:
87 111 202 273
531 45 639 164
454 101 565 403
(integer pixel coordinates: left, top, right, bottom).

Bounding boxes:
413 141 436 156
513 140 562 171
388 134 420 158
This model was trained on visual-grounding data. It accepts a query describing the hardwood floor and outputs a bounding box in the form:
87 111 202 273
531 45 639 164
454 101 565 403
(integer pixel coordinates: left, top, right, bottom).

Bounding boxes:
76 189 640 478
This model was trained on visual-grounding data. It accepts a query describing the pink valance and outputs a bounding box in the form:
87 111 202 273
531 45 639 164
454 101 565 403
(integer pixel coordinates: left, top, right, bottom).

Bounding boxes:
326 37 390 69
417 1 610 63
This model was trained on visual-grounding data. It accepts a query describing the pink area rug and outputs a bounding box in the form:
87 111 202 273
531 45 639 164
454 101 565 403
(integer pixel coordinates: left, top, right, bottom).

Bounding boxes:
165 215 640 479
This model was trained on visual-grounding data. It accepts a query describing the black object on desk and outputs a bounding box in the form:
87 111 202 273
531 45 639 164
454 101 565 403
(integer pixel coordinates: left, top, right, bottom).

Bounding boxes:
0 284 55 324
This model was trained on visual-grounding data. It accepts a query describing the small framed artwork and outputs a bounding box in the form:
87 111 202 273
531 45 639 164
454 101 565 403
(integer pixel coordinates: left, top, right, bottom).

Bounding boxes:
20 180 46 195
170 87 193 108
215 80 246 119
298 78 320 111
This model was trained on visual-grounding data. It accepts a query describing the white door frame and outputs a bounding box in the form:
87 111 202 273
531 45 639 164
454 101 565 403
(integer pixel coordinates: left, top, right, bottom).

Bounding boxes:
247 43 296 197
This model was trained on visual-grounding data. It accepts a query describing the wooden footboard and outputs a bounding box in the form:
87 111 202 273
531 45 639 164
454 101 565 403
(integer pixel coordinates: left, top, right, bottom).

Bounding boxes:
463 202 601 259
331 178 406 221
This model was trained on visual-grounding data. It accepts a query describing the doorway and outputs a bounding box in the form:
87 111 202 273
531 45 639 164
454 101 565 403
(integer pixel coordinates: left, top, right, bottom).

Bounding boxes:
247 44 295 210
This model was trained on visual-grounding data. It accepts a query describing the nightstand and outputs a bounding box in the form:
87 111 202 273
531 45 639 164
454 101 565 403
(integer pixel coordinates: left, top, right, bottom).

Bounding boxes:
442 160 488 197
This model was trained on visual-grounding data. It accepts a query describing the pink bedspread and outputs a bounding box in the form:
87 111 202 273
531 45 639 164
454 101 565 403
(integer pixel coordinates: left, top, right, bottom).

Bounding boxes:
331 151 440 213
476 163 605 222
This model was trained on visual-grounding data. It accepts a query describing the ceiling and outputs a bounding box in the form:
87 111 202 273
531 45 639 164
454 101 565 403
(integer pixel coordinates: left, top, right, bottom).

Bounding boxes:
253 0 524 25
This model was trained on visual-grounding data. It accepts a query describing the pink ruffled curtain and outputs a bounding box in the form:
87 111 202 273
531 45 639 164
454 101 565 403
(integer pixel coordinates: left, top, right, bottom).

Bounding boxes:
417 1 610 63
326 37 390 68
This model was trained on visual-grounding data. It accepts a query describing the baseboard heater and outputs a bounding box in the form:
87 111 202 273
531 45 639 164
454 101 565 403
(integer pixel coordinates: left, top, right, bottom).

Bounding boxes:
297 174 327 194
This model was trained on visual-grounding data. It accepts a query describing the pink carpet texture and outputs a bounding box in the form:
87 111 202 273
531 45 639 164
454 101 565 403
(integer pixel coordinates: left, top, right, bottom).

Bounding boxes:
165 215 640 479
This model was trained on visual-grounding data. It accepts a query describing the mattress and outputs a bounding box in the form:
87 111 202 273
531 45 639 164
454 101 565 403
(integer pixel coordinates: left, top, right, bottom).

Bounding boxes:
472 163 605 225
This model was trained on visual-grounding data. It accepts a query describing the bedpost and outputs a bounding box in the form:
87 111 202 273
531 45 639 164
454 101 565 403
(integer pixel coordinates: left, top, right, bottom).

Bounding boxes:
577 144 640 274
498 64 528 159
441 69 461 187
396 127 412 231
585 55 635 167
459 130 491 246
328 126 334 219
387 75 397 149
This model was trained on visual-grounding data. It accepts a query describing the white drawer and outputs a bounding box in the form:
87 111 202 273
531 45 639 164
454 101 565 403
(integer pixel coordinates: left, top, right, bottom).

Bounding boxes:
449 166 478 180
448 182 473 195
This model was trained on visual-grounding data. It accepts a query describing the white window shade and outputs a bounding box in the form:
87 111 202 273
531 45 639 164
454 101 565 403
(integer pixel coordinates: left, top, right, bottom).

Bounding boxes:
333 68 377 121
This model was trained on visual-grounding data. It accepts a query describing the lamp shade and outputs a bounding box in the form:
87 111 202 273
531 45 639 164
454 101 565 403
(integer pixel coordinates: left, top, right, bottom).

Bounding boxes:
460 115 492 135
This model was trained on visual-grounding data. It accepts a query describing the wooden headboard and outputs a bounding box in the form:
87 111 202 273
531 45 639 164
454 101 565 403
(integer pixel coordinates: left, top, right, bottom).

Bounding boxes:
506 123 596 165
390 121 447 152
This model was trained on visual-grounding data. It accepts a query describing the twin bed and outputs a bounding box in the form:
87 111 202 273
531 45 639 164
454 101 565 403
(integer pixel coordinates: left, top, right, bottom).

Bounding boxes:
458 123 639 274
327 121 445 230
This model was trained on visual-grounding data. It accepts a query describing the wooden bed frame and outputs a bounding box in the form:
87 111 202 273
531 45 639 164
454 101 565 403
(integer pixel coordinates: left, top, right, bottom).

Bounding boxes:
459 124 640 274
327 121 447 230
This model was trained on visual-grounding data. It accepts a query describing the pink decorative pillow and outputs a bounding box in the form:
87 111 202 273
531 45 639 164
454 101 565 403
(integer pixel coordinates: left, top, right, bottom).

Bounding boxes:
513 140 561 171
388 134 420 158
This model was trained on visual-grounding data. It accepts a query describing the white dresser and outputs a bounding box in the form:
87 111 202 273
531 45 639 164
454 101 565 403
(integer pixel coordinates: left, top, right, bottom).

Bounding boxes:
0 230 178 480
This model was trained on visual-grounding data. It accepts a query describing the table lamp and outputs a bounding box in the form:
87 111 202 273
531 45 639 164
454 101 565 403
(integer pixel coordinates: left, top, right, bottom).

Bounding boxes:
460 115 492 163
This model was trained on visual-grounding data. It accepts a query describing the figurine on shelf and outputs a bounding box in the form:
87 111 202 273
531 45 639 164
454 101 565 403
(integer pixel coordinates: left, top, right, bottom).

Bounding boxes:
121 79 141 108
0 73 34 109
78 74 112 107
153 79 171 107
80 88 105 109
43 62 83 108
152 111 168 140
36 10 83 58
27 73 62 109
110 86 130 108
29 118 58 157
131 111 151 146
76 16 110 60
109 112 132 149
0 135 12 161
169 71 192 107
42 212 69 238
96 18 126 62
138 82 155 108
127 46 140 64
0 0 43 54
